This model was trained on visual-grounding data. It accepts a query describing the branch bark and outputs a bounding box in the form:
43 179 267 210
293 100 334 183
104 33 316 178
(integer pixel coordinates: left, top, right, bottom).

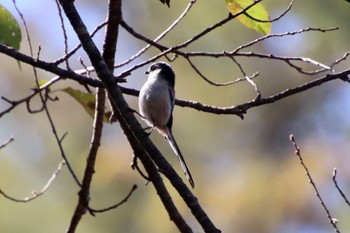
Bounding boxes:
58 0 219 232
68 0 124 232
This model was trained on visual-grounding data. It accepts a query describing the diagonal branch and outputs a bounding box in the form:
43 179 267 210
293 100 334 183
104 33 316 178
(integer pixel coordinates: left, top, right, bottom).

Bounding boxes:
89 185 138 213
0 44 104 87
67 87 106 233
116 0 197 68
0 136 14 150
12 0 81 188
332 168 350 208
67 0 123 232
116 0 263 78
58 0 201 232
289 135 340 233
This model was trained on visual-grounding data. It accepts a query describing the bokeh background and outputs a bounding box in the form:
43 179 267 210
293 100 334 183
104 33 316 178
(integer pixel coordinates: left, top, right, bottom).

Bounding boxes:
1 0 350 232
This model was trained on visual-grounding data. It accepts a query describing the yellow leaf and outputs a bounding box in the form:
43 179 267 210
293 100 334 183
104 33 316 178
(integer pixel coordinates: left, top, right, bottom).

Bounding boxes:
225 0 271 35
61 87 113 123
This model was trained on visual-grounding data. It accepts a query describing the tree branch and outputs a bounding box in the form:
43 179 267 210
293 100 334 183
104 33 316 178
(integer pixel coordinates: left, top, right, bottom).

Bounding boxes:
67 86 106 233
0 136 14 150
0 44 104 87
57 0 202 232
12 0 82 188
0 161 65 202
332 168 350 208
116 0 263 78
67 0 123 232
289 135 340 233
118 68 350 120
89 185 138 213
116 0 196 68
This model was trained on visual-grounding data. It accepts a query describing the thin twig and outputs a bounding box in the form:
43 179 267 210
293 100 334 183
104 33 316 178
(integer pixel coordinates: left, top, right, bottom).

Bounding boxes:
231 57 261 98
131 154 150 181
54 0 70 70
116 0 197 68
117 0 263 78
1 86 53 118
185 50 333 75
0 161 66 202
53 21 108 66
332 168 350 207
89 185 138 213
12 0 81 188
185 57 258 87
12 0 33 55
289 135 341 233
234 27 338 54
242 0 295 23
0 136 14 150
331 52 350 71
78 57 91 78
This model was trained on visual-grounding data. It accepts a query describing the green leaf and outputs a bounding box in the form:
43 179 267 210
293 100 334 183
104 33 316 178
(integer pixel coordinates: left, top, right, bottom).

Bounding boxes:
225 0 271 35
61 87 113 123
0 4 22 50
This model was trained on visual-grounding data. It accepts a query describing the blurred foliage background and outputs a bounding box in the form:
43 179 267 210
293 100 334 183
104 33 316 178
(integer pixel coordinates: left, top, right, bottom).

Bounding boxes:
1 0 350 232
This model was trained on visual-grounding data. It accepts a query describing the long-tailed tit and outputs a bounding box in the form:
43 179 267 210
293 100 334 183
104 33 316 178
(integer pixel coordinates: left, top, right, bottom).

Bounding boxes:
138 61 195 188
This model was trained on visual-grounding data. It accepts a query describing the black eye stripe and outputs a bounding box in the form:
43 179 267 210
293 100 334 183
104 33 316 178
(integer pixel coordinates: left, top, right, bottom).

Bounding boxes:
150 65 157 71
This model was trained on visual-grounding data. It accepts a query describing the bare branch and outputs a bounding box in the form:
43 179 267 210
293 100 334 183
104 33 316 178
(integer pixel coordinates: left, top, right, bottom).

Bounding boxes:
131 154 150 182
0 136 14 150
0 161 66 202
234 27 338 53
116 0 197 68
332 168 350 207
89 185 138 213
176 0 263 49
289 135 341 233
239 52 333 74
54 0 70 69
186 57 246 86
1 0 347 231
184 50 333 75
68 0 120 230
331 51 350 69
12 0 33 56
53 21 108 66
58 1 219 232
174 68 349 118
67 87 106 232
117 0 264 78
0 44 104 87
10 2 82 188
1 94 35 118
231 57 261 98
242 0 295 23
114 68 350 120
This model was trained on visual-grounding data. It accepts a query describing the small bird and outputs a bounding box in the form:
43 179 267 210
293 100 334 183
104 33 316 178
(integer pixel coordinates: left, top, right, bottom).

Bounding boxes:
138 61 195 188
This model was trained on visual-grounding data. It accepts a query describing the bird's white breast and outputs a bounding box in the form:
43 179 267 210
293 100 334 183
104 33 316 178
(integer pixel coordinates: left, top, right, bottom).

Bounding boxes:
139 77 172 128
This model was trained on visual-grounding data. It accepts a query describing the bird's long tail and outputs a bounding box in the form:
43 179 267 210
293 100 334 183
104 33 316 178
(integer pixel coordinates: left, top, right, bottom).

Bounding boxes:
165 128 195 188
